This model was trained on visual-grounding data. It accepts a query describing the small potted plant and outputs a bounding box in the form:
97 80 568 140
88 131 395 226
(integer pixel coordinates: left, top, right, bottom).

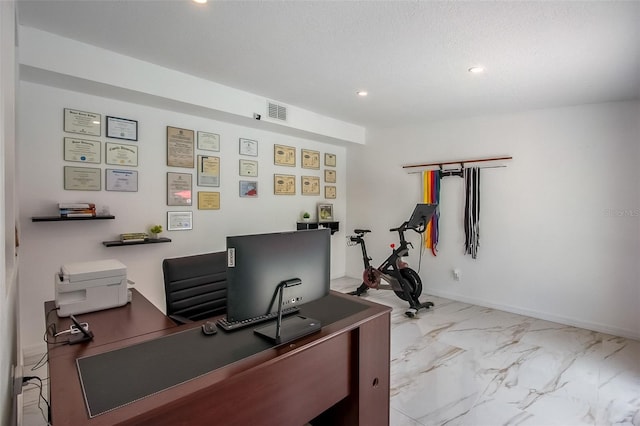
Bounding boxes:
149 224 163 239
302 212 311 222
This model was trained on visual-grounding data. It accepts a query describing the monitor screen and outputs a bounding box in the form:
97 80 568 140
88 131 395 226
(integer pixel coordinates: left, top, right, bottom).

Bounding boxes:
225 229 331 322
407 203 438 230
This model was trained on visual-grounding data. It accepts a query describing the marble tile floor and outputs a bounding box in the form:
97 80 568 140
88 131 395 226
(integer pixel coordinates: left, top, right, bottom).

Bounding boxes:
22 277 639 426
331 277 640 426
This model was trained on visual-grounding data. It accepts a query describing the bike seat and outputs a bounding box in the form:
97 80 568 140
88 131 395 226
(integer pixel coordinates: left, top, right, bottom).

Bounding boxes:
354 229 371 234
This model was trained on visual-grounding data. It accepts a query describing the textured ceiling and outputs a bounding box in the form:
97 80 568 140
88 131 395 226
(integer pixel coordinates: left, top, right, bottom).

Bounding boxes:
16 0 640 128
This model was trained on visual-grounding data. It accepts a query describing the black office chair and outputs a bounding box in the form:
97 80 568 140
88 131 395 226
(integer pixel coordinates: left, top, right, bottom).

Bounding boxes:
162 252 227 324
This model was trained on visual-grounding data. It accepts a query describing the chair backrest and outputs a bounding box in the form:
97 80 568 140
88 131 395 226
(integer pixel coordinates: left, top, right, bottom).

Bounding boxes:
162 251 227 322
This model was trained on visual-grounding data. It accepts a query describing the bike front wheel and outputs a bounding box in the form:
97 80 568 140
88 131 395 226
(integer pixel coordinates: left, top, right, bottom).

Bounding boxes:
394 268 423 301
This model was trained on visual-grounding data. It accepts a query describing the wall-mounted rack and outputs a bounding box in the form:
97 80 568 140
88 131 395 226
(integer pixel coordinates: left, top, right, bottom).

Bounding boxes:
403 156 513 174
102 238 171 247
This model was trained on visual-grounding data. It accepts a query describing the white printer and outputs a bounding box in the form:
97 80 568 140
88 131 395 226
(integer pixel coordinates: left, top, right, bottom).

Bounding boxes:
55 259 129 317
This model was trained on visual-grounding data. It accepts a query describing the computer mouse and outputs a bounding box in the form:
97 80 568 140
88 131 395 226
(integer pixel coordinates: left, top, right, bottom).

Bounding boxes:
201 321 218 335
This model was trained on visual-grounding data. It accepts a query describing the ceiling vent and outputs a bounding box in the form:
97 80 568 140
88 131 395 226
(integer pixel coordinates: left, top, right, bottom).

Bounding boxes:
267 101 287 121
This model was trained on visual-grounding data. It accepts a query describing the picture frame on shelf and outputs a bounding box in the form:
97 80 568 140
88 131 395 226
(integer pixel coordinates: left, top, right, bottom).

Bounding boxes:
318 203 333 222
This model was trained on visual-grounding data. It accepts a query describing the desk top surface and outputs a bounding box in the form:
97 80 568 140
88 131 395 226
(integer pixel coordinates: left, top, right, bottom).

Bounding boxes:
46 289 391 426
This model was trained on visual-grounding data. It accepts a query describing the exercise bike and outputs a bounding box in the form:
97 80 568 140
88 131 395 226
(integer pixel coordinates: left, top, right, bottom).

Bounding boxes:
347 204 437 317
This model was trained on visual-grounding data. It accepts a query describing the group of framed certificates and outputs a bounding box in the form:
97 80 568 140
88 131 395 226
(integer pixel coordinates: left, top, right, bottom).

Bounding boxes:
272 145 337 198
63 108 139 192
165 126 222 213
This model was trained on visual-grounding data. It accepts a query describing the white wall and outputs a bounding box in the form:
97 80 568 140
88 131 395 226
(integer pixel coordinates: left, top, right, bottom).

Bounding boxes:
19 26 365 145
18 81 347 355
1 1 19 425
346 101 640 340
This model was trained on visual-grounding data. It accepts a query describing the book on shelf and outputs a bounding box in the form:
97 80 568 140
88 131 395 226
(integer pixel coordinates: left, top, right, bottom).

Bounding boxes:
120 233 149 242
58 203 96 210
60 212 96 218
59 209 97 215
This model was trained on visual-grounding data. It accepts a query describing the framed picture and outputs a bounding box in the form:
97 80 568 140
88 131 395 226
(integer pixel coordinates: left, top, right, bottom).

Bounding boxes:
106 116 138 141
64 137 101 164
106 142 138 166
318 203 334 222
105 169 138 192
274 174 296 195
64 166 101 191
239 159 258 177
198 191 220 210
239 138 258 156
325 186 336 199
239 180 258 198
325 153 336 167
167 211 193 231
274 144 296 166
324 169 336 183
197 131 220 152
167 172 192 206
301 176 320 195
301 149 320 169
64 108 101 136
167 126 195 168
197 155 220 187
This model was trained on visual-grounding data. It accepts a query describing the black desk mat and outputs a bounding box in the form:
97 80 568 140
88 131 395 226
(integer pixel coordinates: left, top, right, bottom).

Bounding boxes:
77 293 369 417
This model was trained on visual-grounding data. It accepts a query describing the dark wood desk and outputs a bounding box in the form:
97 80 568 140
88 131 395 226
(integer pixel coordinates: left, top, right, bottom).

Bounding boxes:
46 290 391 426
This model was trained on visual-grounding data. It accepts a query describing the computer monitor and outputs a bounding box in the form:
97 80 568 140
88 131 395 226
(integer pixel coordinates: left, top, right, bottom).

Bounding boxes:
225 229 331 323
407 203 438 230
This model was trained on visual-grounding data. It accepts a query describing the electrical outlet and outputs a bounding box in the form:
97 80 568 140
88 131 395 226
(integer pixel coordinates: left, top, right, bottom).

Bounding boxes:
453 268 462 281
12 364 23 396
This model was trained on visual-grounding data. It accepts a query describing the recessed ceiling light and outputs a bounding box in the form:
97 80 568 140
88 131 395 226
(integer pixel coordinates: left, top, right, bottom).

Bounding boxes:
468 66 485 74
193 0 207 4
356 91 368 97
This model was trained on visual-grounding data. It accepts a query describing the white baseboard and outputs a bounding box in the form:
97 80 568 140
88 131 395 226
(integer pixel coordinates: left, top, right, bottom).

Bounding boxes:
22 344 47 367
425 287 640 341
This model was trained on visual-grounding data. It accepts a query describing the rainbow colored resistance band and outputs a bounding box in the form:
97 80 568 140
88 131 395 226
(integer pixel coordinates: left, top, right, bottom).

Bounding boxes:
422 170 440 255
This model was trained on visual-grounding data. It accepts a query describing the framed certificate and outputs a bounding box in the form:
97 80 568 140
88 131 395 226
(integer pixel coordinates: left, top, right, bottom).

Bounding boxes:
301 176 320 195
167 126 195 168
274 174 296 195
197 131 220 152
325 153 336 167
106 142 138 166
64 166 101 191
239 138 258 156
274 144 296 166
239 159 258 177
167 172 192 206
198 191 220 210
197 155 220 187
106 116 138 141
64 108 101 136
325 186 336 199
106 169 138 192
167 211 193 231
64 137 101 164
301 149 320 169
324 169 336 183
240 180 258 198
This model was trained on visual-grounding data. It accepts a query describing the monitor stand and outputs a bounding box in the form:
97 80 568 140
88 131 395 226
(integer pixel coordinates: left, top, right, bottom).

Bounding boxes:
254 315 321 345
